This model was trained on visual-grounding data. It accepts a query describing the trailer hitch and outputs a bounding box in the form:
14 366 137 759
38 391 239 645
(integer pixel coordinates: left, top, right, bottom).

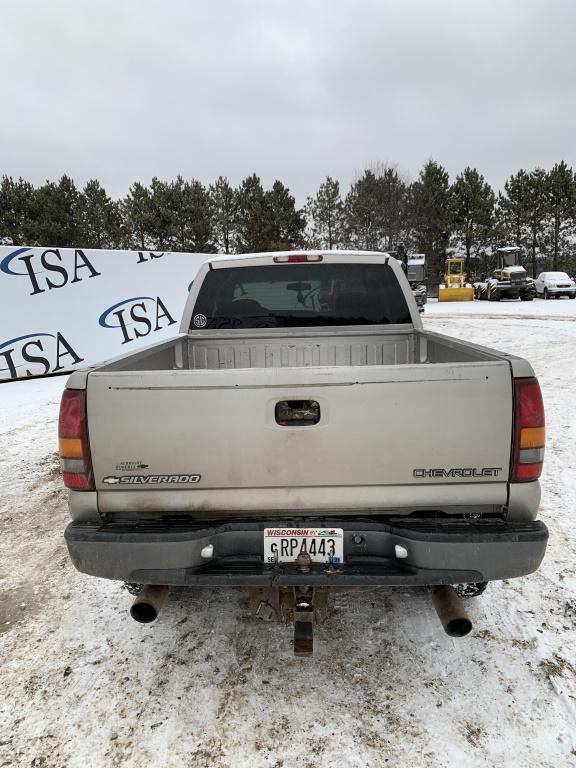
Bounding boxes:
294 595 314 656
251 585 329 656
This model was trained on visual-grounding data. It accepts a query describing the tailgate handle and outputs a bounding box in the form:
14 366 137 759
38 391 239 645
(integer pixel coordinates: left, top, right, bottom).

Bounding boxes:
275 400 320 426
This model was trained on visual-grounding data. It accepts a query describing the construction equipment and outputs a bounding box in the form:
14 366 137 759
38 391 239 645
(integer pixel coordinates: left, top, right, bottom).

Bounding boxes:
406 253 427 312
438 256 474 302
391 247 427 311
474 247 535 301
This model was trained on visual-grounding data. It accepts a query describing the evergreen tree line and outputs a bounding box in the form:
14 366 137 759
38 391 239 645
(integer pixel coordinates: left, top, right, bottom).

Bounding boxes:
2 160 576 284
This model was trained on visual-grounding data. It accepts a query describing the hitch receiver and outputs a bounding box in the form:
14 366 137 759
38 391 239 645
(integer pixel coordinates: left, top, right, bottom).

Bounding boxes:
294 596 314 656
250 586 329 656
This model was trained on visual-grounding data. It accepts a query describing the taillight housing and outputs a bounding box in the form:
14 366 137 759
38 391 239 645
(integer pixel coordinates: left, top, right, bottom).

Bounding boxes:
58 389 94 490
511 377 545 482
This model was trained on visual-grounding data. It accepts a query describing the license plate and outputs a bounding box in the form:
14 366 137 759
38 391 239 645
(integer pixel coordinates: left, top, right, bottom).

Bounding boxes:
263 527 344 564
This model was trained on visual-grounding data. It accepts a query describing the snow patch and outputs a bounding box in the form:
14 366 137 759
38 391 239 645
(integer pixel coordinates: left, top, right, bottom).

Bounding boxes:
1 302 575 767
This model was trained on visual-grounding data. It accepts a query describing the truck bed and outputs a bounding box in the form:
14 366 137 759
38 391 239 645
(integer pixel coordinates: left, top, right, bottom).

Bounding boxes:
94 327 514 373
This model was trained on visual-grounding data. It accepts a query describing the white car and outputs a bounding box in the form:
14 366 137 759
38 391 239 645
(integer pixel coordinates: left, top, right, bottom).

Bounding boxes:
534 271 576 299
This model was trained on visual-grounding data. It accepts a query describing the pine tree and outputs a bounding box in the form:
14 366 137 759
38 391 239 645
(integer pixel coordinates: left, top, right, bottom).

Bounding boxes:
344 171 383 250
545 161 574 271
234 174 270 253
0 176 36 245
122 182 153 249
168 176 214 252
210 176 236 254
409 160 451 285
148 177 175 249
170 175 190 251
343 166 409 252
305 176 344 249
524 169 548 278
33 175 81 247
265 180 305 251
78 179 121 248
450 168 495 273
497 170 530 250
373 164 408 250
189 180 214 251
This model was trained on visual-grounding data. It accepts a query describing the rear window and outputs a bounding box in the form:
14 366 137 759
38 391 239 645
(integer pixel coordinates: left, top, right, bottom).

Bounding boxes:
190 262 411 330
544 272 570 281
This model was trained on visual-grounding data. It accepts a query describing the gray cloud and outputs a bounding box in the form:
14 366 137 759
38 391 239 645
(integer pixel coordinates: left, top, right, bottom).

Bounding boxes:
1 0 575 201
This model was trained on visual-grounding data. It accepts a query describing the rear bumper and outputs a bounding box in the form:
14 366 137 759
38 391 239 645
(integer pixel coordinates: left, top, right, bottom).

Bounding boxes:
544 289 576 297
499 285 535 296
65 517 548 587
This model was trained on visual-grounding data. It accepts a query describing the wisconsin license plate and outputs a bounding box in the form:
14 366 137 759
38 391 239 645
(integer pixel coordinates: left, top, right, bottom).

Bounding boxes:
263 527 344 564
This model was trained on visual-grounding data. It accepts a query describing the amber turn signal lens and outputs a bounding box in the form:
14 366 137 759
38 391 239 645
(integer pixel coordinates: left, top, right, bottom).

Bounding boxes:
58 437 83 458
519 427 545 449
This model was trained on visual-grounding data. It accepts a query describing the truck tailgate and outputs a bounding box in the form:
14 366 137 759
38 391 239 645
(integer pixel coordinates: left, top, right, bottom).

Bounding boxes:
88 361 513 516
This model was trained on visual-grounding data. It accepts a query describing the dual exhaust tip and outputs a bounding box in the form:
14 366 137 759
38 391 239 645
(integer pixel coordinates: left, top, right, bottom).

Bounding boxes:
130 585 170 624
430 585 473 637
128 583 472 638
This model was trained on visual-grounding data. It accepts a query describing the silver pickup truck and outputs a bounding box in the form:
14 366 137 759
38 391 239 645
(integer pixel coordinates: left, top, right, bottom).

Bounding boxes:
60 251 548 653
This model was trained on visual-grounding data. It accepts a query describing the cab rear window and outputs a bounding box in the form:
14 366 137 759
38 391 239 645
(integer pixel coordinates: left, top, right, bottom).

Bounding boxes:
190 262 411 330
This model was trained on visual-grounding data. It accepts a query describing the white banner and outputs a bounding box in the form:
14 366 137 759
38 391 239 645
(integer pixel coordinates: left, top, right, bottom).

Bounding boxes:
0 246 211 382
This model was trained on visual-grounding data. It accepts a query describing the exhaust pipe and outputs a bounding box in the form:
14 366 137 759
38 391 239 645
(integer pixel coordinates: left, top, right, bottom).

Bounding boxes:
430 585 472 637
130 585 170 623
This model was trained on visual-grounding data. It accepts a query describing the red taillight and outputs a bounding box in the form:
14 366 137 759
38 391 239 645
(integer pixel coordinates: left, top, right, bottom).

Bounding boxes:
62 471 92 490
273 254 323 263
511 377 545 482
58 389 94 491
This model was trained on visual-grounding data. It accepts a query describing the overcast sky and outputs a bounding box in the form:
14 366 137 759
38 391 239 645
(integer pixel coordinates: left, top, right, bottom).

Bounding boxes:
1 0 575 202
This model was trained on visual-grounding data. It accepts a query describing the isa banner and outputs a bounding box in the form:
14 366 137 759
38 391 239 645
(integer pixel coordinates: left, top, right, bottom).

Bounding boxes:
0 246 211 382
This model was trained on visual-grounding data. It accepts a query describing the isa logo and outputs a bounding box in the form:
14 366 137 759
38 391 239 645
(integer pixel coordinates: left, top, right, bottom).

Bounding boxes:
0 332 84 380
98 296 177 344
0 247 101 296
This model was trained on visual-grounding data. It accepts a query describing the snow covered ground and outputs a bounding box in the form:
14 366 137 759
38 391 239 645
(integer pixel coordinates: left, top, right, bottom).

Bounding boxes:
426 295 576 318
1 298 575 768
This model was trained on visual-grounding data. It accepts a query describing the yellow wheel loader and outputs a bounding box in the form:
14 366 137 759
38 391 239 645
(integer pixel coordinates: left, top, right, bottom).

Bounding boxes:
438 256 474 302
